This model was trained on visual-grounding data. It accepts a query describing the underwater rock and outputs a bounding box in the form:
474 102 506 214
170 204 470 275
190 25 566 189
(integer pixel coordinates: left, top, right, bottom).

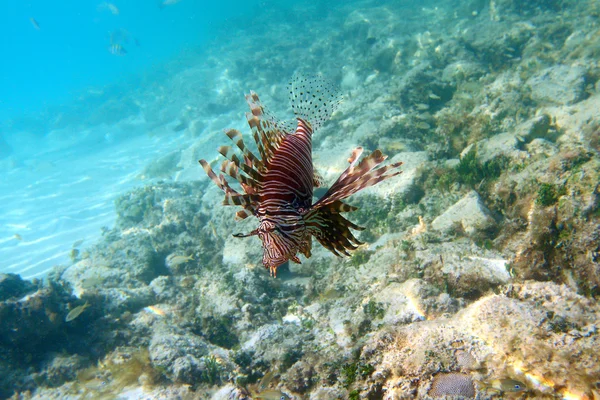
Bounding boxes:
170 354 203 383
525 138 558 158
309 386 346 399
366 281 600 398
513 114 552 142
149 275 179 302
283 360 314 394
466 132 526 163
342 7 399 51
0 281 75 397
0 285 72 350
527 65 587 105
410 240 510 299
372 280 430 326
61 259 156 313
431 190 496 235
441 61 486 82
37 354 89 388
439 253 511 299
0 272 35 301
459 19 533 67
490 0 562 18
148 323 209 384
454 350 480 371
211 384 248 400
140 150 183 180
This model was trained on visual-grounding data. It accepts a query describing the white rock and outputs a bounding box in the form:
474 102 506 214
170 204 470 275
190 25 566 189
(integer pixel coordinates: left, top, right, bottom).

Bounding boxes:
431 190 496 234
525 138 558 157
527 65 586 105
441 256 511 285
373 280 428 325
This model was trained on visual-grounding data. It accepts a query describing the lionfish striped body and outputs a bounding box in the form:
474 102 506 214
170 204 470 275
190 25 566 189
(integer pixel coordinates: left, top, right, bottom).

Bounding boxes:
199 75 403 277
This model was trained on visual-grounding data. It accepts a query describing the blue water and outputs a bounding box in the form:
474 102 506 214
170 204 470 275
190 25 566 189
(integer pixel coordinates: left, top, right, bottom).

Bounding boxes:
0 0 283 279
0 0 261 119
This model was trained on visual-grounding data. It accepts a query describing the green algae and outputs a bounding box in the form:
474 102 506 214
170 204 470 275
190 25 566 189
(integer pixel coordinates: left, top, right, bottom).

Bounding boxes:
535 182 566 206
201 355 222 385
363 300 385 319
73 348 159 399
349 249 373 267
455 148 510 186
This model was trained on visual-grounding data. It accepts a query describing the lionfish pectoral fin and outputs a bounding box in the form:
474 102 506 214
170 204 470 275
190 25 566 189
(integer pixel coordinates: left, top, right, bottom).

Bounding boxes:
304 208 363 258
235 210 252 220
313 149 403 209
233 229 259 238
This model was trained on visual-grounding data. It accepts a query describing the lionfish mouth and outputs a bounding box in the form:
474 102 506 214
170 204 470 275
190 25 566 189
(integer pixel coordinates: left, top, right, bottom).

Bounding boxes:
199 74 403 277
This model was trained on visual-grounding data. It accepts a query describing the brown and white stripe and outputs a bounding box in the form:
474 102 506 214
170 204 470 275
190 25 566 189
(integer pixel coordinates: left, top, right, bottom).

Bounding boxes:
199 75 403 277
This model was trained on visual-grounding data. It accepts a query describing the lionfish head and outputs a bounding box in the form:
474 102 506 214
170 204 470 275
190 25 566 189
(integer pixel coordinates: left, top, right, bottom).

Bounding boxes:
257 218 304 276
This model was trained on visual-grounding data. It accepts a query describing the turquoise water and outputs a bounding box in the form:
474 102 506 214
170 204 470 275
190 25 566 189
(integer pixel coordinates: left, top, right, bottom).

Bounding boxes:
0 0 260 119
0 0 281 278
1 0 341 280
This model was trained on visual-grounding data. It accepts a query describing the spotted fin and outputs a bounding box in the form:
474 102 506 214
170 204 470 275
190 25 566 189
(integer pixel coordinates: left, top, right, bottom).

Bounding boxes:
288 74 342 131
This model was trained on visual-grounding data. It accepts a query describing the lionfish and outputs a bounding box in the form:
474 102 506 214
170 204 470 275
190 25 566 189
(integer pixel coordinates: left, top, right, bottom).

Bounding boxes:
199 75 403 277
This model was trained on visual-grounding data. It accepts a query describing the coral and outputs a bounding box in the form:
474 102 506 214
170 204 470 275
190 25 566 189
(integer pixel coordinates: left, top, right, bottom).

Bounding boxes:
282 360 314 393
0 273 36 301
454 350 480 371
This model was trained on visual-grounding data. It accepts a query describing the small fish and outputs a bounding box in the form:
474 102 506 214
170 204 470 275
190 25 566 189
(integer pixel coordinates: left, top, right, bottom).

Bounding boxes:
490 378 527 393
69 248 80 261
110 28 132 45
66 301 90 322
415 121 431 130
158 0 182 8
98 2 120 15
319 287 341 301
166 254 194 267
258 370 277 392
30 18 40 30
209 221 218 239
108 43 127 56
415 103 429 111
13 234 23 241
429 93 441 100
72 239 84 248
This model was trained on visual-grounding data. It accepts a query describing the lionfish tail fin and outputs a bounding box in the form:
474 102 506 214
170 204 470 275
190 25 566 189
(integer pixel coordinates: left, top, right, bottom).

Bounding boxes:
304 208 363 257
314 148 403 208
288 74 342 131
